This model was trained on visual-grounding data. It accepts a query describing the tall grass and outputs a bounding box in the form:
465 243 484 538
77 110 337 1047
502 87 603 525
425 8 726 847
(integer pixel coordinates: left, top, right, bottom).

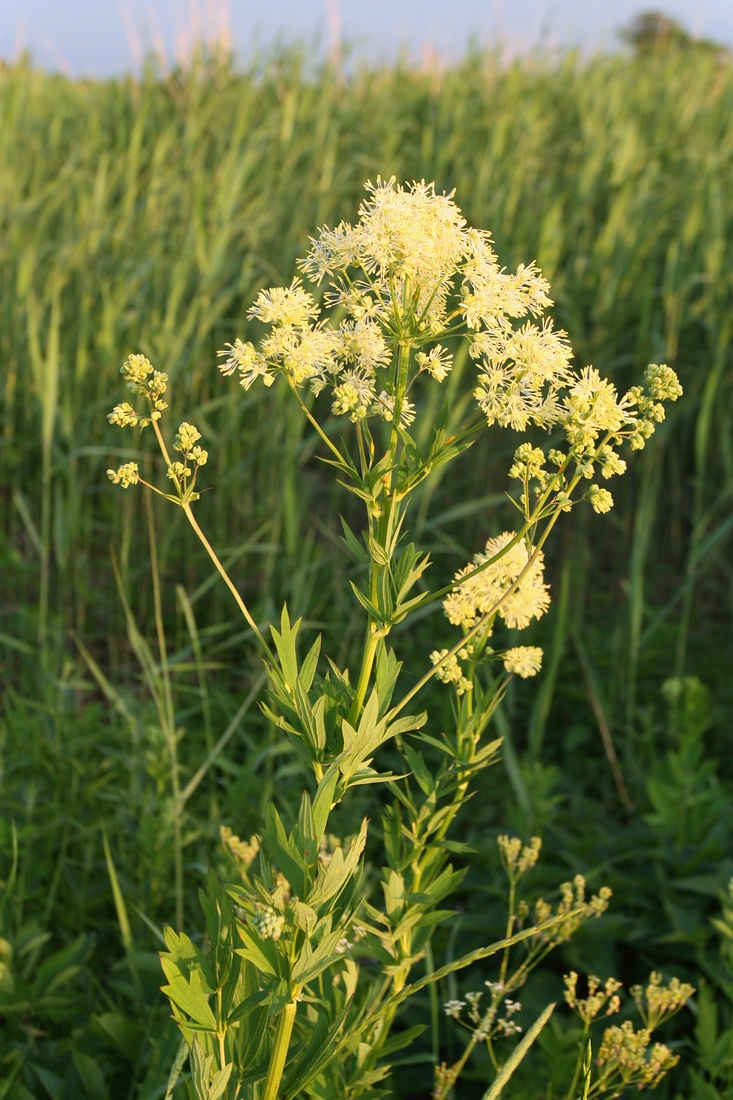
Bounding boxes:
1 47 731 682
0 43 732 1097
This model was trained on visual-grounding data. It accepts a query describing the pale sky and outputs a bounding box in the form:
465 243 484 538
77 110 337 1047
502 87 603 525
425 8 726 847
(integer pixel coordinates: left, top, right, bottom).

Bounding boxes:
1 0 731 76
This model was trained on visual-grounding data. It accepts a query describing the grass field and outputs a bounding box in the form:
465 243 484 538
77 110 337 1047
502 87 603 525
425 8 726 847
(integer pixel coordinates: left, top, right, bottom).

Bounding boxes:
1 42 732 1098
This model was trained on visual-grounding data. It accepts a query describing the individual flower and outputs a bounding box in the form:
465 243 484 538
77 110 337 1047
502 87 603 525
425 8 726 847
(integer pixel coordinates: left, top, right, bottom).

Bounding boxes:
247 279 319 327
503 646 543 678
106 462 139 488
429 649 472 695
174 422 202 453
218 338 274 390
416 344 452 381
587 485 613 514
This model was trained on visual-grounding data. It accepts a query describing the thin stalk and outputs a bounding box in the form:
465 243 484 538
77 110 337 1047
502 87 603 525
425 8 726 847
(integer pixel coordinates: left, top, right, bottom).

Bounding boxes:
181 501 275 664
146 496 184 931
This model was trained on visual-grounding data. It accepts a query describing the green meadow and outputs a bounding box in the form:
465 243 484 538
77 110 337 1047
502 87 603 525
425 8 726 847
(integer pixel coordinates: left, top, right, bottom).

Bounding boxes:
1 41 732 1098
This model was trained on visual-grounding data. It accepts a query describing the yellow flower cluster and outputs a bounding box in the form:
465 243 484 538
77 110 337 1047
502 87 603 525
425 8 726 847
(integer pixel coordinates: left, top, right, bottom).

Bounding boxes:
630 972 696 1030
535 875 612 946
107 354 209 507
218 179 561 428
107 353 168 429
497 834 542 879
597 1021 679 1089
563 971 622 1024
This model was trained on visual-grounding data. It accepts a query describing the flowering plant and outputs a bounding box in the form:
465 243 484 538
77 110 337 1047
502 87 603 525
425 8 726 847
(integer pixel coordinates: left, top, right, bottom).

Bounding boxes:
107 179 687 1098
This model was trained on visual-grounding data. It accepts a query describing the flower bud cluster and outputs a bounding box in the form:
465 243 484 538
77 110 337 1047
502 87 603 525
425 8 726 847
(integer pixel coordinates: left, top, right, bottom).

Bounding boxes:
563 971 622 1023
534 876 612 945
597 1021 679 1089
108 354 168 429
630 971 696 1030
497 834 542 880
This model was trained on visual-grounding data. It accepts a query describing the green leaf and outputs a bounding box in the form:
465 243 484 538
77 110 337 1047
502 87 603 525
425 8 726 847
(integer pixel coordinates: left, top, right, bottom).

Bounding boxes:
481 1002 555 1099
72 1050 112 1100
262 802 309 898
367 534 391 566
291 929 344 984
299 635 322 692
349 580 383 620
402 744 434 796
235 925 283 979
270 605 301 690
160 963 217 1030
306 818 368 912
312 762 341 837
281 998 354 1099
340 516 369 563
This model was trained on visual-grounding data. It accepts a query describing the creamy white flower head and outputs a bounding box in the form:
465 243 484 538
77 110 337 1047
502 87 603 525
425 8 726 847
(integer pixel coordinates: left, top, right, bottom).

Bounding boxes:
261 325 338 386
336 318 390 371
503 646 543 678
416 344 453 381
562 367 626 444
332 371 376 421
247 279 319 327
473 320 573 431
462 255 552 332
443 532 550 630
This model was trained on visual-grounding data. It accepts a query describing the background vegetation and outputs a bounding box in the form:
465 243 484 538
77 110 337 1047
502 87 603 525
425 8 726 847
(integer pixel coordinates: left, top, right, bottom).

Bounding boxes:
0 33 731 1098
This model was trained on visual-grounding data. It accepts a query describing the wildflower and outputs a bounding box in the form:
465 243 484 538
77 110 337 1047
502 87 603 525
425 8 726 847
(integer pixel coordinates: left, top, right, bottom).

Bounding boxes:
174 422 202 453
220 826 260 868
503 646 543 678
416 344 452 381
645 363 683 402
587 485 614 514
218 339 274 390
630 972 695 1030
247 279 319 327
509 443 547 482
376 390 416 426
336 318 390 370
498 835 542 877
108 402 142 428
332 373 375 421
563 972 623 1023
121 352 153 385
430 649 472 695
444 1000 465 1019
443 532 550 631
598 446 627 479
107 462 139 488
167 462 190 481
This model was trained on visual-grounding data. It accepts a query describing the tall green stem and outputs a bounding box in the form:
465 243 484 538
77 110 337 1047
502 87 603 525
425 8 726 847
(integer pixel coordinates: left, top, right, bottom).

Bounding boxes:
263 998 299 1100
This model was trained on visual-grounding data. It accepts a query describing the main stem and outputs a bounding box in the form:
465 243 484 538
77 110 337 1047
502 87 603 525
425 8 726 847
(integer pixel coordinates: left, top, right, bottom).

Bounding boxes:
348 341 412 725
263 998 299 1100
